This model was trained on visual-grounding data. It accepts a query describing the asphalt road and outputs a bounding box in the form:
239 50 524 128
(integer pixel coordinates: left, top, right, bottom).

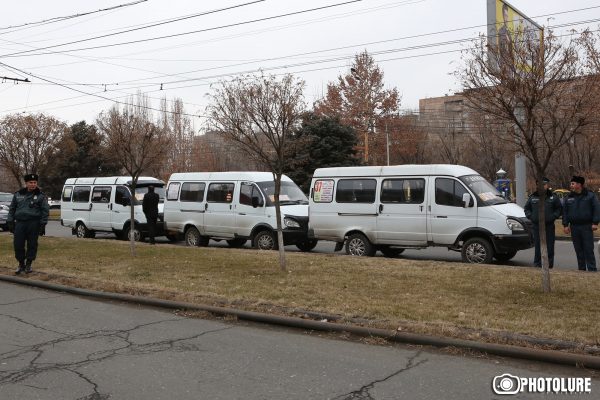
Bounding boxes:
1 281 597 400
40 220 600 271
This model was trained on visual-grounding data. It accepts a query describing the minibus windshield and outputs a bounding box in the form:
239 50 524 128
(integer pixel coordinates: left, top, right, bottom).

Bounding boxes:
256 181 308 206
134 185 166 203
459 175 508 206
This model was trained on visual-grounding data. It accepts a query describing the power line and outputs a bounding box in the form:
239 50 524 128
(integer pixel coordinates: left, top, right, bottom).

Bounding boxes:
0 0 148 34
0 0 266 58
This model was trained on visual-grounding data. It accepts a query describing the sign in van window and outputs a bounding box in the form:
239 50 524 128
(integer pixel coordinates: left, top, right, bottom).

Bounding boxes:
336 179 376 203
167 182 181 201
313 179 334 203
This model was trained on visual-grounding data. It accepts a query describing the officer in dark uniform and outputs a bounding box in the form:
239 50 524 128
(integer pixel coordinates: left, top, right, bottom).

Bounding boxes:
524 177 562 268
142 185 160 245
562 175 600 271
7 174 49 274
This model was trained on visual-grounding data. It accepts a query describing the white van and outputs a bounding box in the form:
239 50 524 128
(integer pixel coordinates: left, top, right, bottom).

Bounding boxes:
61 176 167 241
309 165 533 264
164 172 316 251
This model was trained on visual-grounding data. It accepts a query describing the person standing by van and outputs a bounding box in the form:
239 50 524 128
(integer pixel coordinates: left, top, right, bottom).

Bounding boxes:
142 185 159 245
7 174 49 274
524 177 562 268
562 176 600 271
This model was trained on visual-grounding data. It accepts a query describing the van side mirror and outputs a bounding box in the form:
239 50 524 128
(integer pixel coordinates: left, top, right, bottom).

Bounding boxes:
462 193 473 208
251 196 263 208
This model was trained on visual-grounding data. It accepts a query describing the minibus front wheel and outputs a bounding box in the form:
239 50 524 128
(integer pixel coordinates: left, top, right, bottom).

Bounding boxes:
346 233 375 257
461 237 493 264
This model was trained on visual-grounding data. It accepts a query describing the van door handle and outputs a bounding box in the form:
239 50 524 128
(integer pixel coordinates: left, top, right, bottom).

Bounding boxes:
89 204 93 211
238 212 246 215
419 205 423 212
204 203 208 210
109 203 113 210
436 216 448 218
379 204 383 213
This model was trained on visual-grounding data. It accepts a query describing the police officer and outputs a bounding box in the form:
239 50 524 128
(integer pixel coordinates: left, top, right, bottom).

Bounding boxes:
142 185 159 245
524 177 562 268
562 175 600 271
7 174 49 274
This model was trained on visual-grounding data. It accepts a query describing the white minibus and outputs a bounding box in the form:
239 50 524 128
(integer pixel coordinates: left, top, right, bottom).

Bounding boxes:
164 172 316 251
61 176 167 241
309 164 533 264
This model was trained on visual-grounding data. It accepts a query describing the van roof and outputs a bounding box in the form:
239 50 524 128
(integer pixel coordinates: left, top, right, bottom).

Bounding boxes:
64 176 163 185
168 171 292 182
313 164 479 178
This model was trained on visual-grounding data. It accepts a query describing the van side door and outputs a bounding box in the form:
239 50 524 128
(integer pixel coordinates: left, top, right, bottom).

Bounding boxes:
177 182 206 233
71 185 92 227
235 182 265 237
89 186 112 230
376 177 428 245
428 177 477 245
204 182 236 238
111 185 132 230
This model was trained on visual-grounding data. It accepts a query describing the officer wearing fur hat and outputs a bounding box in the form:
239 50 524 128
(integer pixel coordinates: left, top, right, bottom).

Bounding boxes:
524 177 562 268
562 175 600 271
7 173 49 274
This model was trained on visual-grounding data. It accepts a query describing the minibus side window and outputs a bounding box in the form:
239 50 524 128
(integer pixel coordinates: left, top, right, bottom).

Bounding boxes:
207 183 234 203
435 178 468 207
381 179 425 204
62 186 73 202
167 182 181 201
72 186 91 203
91 186 112 203
180 182 205 202
115 186 131 206
336 179 376 203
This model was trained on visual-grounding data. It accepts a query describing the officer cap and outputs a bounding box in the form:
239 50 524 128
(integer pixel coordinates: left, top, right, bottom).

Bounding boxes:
24 173 39 182
571 175 585 185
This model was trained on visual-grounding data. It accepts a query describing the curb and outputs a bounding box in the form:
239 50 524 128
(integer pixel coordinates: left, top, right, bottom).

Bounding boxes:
1 274 599 370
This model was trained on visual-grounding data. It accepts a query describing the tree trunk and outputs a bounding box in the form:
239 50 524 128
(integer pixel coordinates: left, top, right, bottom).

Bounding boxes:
129 179 137 257
273 173 286 271
537 181 551 293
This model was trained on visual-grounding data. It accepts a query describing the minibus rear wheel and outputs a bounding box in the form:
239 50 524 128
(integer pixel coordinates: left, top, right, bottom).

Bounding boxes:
346 233 375 257
461 237 493 264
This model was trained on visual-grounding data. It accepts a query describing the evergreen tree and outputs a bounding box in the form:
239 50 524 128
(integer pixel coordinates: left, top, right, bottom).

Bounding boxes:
285 113 362 193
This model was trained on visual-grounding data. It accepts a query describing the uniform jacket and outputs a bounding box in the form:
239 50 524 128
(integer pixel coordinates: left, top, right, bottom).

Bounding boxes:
142 191 159 218
562 188 600 226
524 189 562 224
8 188 50 224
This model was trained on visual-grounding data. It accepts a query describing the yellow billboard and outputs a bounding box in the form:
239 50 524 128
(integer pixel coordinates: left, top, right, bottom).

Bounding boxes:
487 0 543 72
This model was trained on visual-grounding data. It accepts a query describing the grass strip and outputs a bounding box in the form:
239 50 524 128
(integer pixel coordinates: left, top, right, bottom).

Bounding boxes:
1 236 599 349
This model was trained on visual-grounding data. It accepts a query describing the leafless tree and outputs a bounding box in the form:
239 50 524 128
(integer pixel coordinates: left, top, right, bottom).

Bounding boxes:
158 97 195 180
459 29 600 292
97 93 172 255
0 113 67 188
207 73 306 271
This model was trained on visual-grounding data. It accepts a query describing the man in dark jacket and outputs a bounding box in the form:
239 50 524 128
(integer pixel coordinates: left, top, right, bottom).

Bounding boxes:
7 174 50 274
524 177 562 268
142 185 160 245
562 175 600 271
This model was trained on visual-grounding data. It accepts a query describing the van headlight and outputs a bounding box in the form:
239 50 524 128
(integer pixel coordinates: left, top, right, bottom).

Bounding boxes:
284 217 301 228
506 218 525 232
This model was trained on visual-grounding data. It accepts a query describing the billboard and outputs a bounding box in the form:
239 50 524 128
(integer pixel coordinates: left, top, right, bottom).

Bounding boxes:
487 0 543 72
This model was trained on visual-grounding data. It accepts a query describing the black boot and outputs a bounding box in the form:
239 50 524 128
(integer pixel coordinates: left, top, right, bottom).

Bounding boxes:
25 259 33 274
15 261 25 275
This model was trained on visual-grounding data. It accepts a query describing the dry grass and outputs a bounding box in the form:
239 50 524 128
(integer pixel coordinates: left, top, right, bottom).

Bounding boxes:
1 236 599 347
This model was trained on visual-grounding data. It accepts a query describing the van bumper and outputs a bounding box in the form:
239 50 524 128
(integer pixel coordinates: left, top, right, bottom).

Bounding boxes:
491 233 533 253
